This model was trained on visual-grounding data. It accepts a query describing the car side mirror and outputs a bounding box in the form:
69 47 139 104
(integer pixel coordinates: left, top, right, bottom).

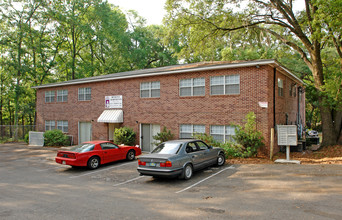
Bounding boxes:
208 146 213 149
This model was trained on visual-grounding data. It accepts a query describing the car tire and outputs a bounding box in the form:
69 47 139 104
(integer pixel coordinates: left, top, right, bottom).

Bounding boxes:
126 150 135 161
183 164 193 180
87 156 100 169
217 153 225 166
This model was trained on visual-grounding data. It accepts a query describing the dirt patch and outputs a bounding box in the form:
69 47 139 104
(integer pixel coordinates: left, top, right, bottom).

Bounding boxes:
229 145 342 164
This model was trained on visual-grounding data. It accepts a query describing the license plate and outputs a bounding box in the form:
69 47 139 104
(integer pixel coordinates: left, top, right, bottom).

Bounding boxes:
149 162 156 167
62 161 66 165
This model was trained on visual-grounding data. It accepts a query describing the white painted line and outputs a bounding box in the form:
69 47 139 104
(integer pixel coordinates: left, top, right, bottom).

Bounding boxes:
175 165 235 194
69 161 136 178
113 176 146 187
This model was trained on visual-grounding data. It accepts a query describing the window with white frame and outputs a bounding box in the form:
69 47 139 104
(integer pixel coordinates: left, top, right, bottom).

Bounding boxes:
210 75 240 95
140 81 160 98
180 124 205 139
45 120 55 131
210 125 236 143
57 90 68 102
57 120 68 133
278 78 284 97
78 88 91 101
45 91 55 103
180 78 205 97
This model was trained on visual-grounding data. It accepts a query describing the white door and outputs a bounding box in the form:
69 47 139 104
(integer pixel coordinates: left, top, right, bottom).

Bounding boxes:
79 122 92 143
141 124 160 152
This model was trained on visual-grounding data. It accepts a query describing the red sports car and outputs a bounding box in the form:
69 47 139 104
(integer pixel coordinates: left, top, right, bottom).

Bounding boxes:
55 140 142 169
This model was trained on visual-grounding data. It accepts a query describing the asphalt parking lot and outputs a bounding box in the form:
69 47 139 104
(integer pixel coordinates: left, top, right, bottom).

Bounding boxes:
1 143 342 220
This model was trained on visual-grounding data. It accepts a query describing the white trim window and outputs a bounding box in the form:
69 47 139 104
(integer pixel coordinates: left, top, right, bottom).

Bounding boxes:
45 120 55 131
210 75 240 95
180 78 205 97
278 78 284 97
57 120 68 133
210 125 236 143
180 124 205 139
78 88 91 101
45 91 55 103
140 81 160 98
57 90 68 102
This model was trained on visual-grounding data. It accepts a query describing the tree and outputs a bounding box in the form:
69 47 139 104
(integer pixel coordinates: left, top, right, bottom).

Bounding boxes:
165 0 342 146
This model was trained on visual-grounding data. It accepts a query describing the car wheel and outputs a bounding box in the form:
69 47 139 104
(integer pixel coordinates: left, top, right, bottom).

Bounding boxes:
183 164 193 180
87 156 100 169
126 150 135 161
217 153 225 166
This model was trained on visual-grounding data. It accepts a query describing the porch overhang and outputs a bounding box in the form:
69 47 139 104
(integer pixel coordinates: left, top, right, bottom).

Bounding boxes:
97 110 123 123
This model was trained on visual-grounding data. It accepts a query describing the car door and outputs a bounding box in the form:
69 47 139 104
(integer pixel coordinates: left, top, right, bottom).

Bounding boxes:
195 141 217 166
100 143 121 163
185 142 203 170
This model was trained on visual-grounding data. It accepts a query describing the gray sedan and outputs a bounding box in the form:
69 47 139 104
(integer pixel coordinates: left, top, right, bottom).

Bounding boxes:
137 139 226 180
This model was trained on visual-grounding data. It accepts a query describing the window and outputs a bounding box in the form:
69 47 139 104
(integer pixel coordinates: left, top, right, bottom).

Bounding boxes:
180 124 205 139
57 90 68 102
278 78 284 97
180 78 205 97
140 81 160 98
45 120 55 131
196 141 209 150
210 125 236 143
57 120 68 133
100 143 118 150
210 75 240 95
45 91 55 103
78 88 91 101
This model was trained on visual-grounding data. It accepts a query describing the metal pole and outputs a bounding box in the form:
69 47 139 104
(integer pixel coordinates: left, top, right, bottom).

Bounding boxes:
286 145 290 161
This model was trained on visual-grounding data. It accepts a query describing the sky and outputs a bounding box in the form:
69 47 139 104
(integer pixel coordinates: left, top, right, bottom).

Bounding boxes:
107 0 305 26
108 0 167 25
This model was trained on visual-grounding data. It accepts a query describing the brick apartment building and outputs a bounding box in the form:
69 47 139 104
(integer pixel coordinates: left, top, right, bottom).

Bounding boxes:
33 59 305 154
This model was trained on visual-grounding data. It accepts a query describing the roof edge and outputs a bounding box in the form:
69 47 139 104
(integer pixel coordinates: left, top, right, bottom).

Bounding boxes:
32 59 303 89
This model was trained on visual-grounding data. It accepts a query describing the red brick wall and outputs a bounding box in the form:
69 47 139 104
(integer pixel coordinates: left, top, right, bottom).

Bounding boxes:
36 64 304 154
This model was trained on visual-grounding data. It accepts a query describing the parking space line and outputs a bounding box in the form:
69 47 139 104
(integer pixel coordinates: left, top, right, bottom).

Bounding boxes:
113 176 146 187
175 165 235 194
69 161 136 178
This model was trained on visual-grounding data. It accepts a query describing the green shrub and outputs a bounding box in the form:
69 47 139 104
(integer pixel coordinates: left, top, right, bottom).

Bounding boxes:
44 129 69 146
153 127 174 146
24 133 29 144
233 112 264 157
113 127 136 146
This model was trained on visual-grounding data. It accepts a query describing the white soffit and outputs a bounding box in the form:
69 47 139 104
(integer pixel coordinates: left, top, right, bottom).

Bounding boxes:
97 110 123 123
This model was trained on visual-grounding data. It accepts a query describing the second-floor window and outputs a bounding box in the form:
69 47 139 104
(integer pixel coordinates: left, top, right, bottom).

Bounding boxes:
57 90 68 102
45 91 55 103
210 75 240 95
278 78 284 97
140 81 160 98
180 78 205 97
78 88 91 101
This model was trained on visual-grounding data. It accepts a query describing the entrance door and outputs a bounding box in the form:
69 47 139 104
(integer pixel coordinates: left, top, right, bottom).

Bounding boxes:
79 122 92 143
141 124 160 152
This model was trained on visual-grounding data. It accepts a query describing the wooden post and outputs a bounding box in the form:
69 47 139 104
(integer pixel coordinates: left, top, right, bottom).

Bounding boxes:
270 128 274 160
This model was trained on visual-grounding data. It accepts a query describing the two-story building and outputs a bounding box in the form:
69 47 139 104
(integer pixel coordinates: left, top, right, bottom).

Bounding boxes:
33 59 305 154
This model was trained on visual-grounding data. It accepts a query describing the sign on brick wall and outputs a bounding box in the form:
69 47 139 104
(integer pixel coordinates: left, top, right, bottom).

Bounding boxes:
105 95 122 108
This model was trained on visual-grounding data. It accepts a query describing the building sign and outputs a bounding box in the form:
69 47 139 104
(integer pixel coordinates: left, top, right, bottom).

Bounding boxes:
258 102 268 108
277 125 297 146
105 95 122 108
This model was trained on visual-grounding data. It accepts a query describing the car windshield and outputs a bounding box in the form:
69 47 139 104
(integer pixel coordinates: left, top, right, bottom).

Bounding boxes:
70 143 95 153
151 143 182 154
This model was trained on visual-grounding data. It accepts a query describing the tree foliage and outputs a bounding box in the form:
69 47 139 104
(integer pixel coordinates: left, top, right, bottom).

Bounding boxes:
0 0 178 140
165 0 342 145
